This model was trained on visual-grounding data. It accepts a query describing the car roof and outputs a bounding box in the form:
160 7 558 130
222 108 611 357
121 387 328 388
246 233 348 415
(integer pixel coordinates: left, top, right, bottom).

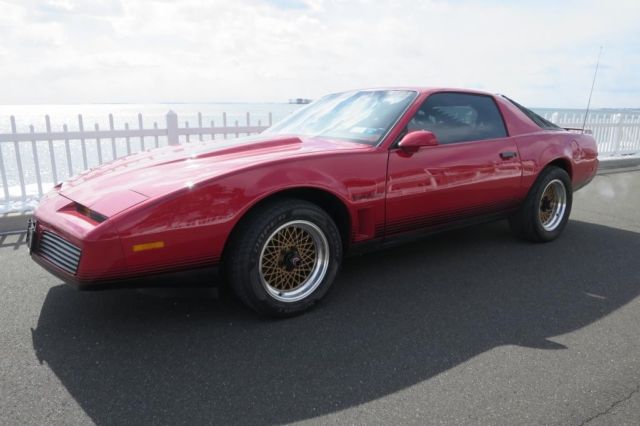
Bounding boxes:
352 87 496 96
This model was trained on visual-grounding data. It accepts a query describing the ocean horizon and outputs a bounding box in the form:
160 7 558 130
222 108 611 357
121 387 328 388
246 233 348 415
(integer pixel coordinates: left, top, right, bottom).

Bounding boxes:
1 103 639 134
0 103 302 134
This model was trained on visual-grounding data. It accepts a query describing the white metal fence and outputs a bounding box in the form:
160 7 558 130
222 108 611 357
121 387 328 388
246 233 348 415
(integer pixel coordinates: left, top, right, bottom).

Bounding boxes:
0 109 639 214
538 111 640 157
0 110 272 213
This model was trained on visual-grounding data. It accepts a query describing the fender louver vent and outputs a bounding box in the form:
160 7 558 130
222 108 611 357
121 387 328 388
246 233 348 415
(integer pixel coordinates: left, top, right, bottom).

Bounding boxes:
38 231 81 274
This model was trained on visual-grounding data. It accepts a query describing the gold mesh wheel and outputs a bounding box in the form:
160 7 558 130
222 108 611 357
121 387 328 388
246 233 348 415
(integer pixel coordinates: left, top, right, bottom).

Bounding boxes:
259 220 330 303
538 179 567 231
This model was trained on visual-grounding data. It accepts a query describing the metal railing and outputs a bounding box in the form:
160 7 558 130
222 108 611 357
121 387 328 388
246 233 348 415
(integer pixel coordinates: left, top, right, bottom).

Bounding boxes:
539 111 640 157
1 108 639 213
0 111 272 213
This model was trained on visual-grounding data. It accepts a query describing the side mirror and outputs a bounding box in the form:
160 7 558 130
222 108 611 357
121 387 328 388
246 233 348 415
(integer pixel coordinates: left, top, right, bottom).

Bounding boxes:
398 130 439 154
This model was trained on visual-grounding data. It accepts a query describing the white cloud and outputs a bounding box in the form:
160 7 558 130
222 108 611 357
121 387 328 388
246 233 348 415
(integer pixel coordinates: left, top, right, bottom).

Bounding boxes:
0 0 638 107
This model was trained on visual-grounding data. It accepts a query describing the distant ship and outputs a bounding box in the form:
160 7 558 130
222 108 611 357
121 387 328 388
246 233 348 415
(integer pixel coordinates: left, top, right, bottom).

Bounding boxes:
288 98 312 104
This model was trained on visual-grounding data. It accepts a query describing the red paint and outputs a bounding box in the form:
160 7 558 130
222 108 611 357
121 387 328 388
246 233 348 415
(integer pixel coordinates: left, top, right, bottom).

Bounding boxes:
30 88 598 287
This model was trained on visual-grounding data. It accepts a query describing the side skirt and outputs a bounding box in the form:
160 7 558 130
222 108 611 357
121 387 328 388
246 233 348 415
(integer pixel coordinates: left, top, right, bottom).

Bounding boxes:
346 209 516 257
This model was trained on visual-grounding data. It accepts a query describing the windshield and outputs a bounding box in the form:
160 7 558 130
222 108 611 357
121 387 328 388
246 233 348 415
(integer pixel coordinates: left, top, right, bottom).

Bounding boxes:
265 90 417 145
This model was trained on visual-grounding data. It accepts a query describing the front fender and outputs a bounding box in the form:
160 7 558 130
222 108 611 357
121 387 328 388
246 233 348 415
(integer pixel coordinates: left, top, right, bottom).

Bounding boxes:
217 152 388 246
112 150 388 272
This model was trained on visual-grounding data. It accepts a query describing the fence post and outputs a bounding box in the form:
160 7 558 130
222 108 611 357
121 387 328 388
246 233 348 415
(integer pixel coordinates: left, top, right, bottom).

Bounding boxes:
166 110 179 145
612 113 623 156
10 116 27 201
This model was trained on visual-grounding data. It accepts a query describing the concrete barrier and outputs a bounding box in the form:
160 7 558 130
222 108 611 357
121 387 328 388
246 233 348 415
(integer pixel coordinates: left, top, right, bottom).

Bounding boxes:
597 156 640 174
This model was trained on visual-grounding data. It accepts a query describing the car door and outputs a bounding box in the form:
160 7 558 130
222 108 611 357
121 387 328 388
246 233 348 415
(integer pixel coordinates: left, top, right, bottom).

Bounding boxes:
385 92 522 236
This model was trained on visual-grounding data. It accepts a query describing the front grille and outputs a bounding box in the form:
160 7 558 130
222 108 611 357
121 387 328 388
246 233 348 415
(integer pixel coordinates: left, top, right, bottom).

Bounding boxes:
38 231 82 274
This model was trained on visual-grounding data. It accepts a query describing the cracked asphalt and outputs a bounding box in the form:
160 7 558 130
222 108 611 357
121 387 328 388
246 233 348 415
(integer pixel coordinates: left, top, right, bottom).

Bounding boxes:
1 170 640 425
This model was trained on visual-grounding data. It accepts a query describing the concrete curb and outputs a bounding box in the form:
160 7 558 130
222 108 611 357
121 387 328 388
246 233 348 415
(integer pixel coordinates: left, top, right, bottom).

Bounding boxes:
1 157 639 234
0 213 32 234
597 157 640 174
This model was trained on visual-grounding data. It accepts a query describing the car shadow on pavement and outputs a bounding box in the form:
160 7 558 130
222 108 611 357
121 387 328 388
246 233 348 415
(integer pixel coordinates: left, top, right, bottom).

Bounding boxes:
31 220 640 425
0 231 26 249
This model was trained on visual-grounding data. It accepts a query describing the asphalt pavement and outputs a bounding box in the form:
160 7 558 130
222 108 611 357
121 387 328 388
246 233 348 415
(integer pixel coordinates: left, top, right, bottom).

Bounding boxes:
1 170 640 425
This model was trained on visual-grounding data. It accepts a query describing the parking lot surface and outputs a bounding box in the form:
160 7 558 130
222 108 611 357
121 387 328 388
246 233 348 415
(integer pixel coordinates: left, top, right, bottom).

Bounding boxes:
1 170 640 425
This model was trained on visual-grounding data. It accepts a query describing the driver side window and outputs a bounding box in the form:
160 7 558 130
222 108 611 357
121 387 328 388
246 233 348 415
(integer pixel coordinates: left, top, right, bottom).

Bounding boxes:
407 93 508 144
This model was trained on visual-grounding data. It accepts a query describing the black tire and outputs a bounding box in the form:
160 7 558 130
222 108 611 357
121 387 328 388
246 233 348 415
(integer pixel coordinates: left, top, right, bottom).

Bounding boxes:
225 198 342 317
509 166 573 242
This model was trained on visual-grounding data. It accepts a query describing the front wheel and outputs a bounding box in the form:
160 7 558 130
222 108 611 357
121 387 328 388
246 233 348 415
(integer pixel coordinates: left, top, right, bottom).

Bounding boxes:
225 199 342 317
509 166 573 242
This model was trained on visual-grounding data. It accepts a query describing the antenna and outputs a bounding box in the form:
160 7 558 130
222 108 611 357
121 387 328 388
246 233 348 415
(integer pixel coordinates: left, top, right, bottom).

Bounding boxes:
582 46 603 133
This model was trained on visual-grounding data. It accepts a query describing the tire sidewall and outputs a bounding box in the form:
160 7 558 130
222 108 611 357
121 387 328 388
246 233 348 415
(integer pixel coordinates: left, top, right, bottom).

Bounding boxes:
241 202 342 315
531 168 573 241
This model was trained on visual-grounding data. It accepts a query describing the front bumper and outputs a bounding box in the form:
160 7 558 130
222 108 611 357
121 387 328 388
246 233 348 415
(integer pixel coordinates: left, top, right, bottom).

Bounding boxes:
30 191 222 290
29 193 128 288
30 219 221 291
30 219 221 290
31 249 220 290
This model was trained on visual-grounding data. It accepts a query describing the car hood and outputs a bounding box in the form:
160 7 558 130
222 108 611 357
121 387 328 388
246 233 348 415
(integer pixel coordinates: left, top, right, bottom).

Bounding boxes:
59 134 368 217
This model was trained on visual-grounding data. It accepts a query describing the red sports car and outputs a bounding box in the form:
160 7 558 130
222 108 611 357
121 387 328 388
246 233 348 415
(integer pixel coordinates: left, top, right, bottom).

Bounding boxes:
28 88 598 316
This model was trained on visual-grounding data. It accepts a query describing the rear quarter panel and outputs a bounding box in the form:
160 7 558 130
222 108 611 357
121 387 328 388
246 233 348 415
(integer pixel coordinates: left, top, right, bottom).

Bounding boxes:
571 133 599 187
514 131 598 191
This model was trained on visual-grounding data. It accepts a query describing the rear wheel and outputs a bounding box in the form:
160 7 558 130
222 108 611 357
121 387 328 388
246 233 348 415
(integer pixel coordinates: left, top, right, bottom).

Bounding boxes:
509 166 572 242
225 199 342 317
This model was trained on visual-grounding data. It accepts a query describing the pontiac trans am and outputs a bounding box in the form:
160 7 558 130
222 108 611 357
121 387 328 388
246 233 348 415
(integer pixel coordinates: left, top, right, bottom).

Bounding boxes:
28 88 598 316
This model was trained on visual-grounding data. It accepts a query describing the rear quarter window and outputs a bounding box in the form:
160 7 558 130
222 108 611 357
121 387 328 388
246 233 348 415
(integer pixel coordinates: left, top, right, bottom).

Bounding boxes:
502 96 563 131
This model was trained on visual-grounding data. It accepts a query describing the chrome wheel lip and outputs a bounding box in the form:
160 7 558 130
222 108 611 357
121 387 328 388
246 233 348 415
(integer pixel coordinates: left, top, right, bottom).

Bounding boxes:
259 220 330 303
539 179 567 231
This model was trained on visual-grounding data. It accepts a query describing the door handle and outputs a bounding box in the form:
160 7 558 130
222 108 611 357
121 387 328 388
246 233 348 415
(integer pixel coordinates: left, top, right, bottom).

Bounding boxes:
500 151 517 160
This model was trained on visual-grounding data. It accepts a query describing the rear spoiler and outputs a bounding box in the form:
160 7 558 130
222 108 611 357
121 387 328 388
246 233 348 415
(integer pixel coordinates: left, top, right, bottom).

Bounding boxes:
564 127 593 135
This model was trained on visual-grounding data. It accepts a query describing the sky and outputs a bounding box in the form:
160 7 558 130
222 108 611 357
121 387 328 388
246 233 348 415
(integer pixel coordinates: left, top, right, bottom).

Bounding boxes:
1 0 639 108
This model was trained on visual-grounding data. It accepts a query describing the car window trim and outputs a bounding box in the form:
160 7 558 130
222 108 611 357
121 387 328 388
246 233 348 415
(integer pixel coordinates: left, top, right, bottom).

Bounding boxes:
373 90 420 148
391 91 510 148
